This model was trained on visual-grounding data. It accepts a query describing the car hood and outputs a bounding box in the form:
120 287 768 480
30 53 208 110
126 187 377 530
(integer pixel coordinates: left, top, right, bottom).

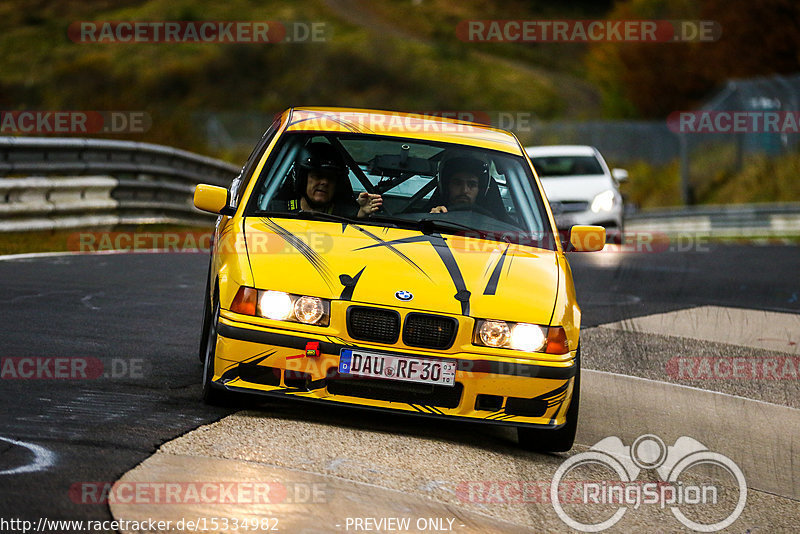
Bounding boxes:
243 217 559 324
539 175 615 203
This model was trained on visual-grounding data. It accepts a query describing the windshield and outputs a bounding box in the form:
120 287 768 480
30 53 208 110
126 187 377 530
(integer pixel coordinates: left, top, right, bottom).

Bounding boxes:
530 155 604 177
247 133 556 249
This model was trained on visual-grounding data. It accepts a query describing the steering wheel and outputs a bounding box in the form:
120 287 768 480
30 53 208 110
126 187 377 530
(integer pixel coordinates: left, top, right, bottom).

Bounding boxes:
446 203 497 218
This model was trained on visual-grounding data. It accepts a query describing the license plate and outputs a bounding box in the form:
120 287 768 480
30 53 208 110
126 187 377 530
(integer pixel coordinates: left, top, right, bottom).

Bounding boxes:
338 349 456 387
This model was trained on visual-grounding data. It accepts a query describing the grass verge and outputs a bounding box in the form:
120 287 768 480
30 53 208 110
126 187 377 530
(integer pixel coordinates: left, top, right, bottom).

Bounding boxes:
0 224 215 256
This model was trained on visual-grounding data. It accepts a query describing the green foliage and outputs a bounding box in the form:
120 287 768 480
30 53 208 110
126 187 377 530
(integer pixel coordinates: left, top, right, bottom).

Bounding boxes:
0 0 592 160
703 150 800 204
619 159 682 208
620 147 800 209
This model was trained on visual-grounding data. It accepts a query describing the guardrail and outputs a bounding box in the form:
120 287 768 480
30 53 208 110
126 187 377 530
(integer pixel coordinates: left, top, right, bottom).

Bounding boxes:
0 137 239 232
2 137 798 237
627 203 800 238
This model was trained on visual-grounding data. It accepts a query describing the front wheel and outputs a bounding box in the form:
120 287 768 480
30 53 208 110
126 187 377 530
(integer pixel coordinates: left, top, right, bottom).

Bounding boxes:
201 297 232 406
517 349 580 453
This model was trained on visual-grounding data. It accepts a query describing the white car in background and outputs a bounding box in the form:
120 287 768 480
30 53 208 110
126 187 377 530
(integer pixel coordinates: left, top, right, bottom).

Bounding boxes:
525 145 627 243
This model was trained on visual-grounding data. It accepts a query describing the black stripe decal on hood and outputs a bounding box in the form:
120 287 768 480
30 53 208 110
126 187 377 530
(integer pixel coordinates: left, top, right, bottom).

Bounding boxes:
483 244 510 296
350 225 431 281
339 267 365 301
429 235 471 316
258 217 335 291
356 233 470 315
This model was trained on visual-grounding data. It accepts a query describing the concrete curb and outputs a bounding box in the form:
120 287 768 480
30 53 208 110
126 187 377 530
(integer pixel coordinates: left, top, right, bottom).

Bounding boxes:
580 369 800 501
109 454 533 534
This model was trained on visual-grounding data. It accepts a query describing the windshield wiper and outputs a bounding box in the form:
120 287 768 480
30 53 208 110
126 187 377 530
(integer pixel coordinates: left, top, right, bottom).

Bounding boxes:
415 218 491 238
292 210 399 228
366 214 492 238
358 214 419 229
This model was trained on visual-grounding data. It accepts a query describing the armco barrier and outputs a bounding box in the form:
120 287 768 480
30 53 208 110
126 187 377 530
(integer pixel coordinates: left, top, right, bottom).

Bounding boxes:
2 137 798 235
0 137 240 231
626 203 800 238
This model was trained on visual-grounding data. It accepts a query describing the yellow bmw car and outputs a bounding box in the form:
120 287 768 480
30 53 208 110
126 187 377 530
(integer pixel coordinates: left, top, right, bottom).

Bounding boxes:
193 108 605 452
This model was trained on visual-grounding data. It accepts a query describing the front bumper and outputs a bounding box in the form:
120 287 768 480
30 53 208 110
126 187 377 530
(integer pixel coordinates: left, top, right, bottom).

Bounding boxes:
210 312 578 429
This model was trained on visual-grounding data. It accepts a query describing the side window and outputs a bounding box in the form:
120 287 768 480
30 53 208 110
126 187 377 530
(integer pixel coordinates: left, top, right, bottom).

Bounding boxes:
253 136 306 211
349 172 366 194
230 117 281 209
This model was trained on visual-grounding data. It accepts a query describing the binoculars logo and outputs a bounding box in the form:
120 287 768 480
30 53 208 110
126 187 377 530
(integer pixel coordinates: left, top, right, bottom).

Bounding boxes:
550 434 747 532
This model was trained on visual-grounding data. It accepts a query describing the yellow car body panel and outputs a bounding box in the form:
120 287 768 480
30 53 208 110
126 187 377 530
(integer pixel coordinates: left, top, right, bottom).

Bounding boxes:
284 107 525 156
240 218 561 328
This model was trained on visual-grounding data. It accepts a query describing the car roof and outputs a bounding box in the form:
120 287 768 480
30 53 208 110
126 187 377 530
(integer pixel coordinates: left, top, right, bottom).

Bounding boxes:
284 107 525 155
525 145 598 157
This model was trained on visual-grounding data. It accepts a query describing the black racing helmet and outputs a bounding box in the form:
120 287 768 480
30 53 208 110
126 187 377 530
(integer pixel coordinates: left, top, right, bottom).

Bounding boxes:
297 142 347 175
294 141 355 205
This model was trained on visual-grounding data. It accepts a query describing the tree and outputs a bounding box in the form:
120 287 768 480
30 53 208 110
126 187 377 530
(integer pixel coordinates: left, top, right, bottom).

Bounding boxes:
586 0 800 118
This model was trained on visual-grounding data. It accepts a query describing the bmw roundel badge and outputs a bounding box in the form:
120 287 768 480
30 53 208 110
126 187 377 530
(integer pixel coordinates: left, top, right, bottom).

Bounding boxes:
395 290 413 301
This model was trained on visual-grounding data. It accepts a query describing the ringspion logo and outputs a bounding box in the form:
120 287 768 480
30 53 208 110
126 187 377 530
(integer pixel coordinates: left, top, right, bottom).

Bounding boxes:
551 435 746 532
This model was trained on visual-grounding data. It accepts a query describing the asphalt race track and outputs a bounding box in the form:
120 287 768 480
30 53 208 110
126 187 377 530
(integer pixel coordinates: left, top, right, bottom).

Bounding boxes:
0 244 798 531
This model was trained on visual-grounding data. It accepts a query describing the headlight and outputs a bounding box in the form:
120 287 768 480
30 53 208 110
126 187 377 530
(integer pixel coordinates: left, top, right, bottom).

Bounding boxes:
294 296 324 324
591 189 616 213
475 320 568 354
510 323 547 352
259 291 293 320
230 286 329 326
479 320 511 347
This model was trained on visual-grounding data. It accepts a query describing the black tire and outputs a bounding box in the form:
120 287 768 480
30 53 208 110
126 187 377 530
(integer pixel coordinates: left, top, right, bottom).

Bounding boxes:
610 220 625 245
201 296 231 406
198 276 212 363
605 223 623 245
517 349 580 453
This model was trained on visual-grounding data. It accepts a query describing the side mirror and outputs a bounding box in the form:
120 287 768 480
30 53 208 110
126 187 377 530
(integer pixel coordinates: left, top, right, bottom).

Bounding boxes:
567 225 606 252
193 184 231 215
612 168 628 182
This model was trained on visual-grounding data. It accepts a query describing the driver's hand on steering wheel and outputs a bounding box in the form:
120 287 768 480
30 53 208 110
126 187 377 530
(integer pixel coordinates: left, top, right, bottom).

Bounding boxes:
429 205 448 214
